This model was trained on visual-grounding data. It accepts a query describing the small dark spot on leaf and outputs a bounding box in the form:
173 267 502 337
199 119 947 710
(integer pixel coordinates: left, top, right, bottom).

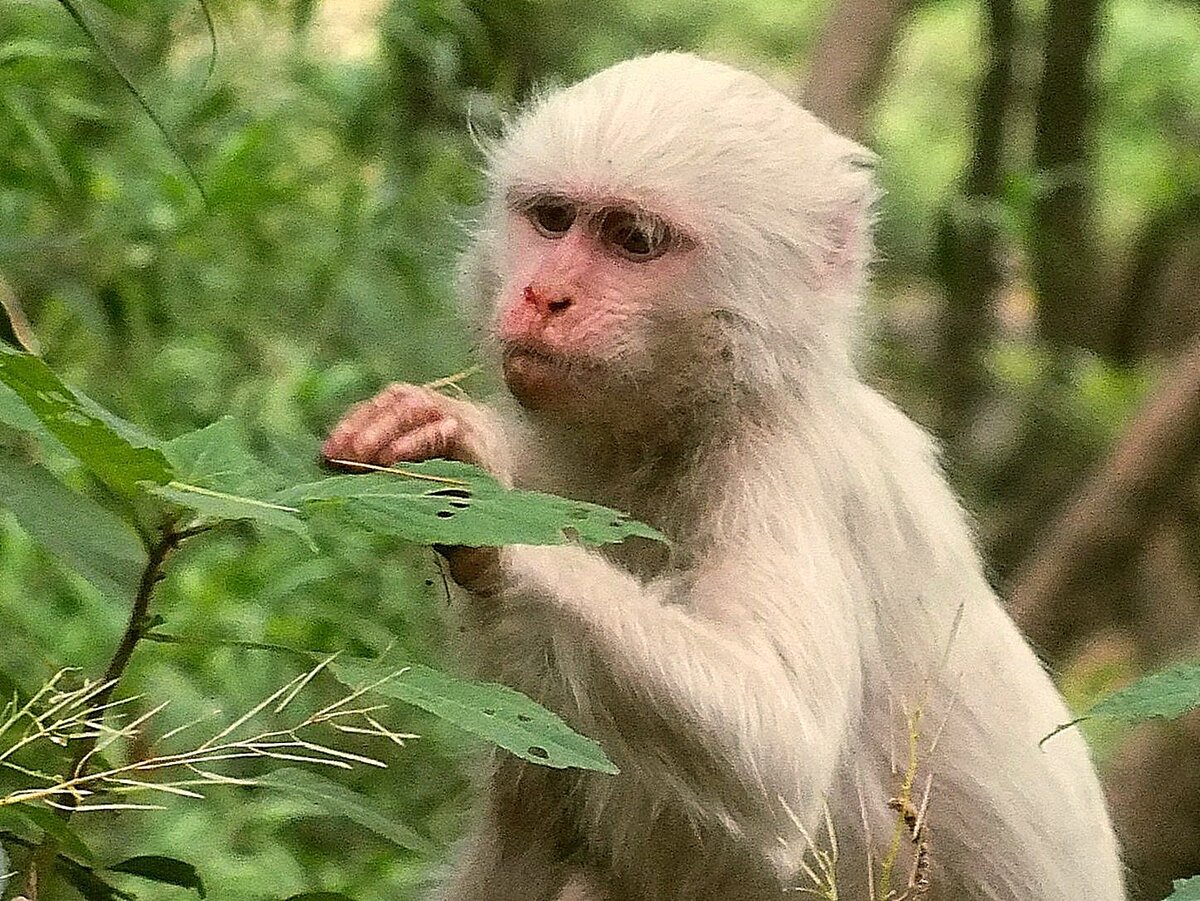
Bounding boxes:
436 510 455 519
528 746 549 759
449 500 471 509
424 579 434 587
483 708 496 716
516 713 532 723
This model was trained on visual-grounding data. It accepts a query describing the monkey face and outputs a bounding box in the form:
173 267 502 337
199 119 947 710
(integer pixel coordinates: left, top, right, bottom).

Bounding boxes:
493 190 699 419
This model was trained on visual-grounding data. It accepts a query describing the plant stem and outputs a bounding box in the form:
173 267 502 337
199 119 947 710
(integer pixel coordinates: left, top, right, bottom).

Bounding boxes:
16 518 205 896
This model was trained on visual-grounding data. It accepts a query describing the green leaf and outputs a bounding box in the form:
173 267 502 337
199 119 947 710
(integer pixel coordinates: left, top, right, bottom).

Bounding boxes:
276 460 663 548
164 418 287 496
7 802 98 866
1087 662 1200 723
1168 876 1200 901
0 348 172 496
330 658 618 774
109 855 206 898
57 858 135 901
256 768 435 855
0 381 48 434
0 454 146 600
1045 662 1200 742
152 418 311 542
281 894 360 901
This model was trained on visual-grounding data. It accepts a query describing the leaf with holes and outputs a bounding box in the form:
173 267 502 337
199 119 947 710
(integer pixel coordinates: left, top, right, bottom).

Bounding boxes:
276 459 663 548
0 347 171 496
330 658 618 774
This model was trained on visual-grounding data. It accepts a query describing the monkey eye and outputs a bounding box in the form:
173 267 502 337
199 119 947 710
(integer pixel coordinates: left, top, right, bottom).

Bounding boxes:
528 200 577 237
599 210 670 262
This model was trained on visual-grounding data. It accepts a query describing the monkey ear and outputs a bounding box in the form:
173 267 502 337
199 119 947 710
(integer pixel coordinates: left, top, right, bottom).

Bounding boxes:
819 149 879 282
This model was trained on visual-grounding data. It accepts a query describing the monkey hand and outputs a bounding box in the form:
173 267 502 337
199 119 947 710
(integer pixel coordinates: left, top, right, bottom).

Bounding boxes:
321 382 505 596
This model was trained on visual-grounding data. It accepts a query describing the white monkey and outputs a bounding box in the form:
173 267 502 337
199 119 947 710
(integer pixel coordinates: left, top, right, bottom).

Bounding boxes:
323 53 1125 901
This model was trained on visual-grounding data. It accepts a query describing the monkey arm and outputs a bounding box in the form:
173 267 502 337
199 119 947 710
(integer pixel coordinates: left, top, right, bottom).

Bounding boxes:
474 543 863 840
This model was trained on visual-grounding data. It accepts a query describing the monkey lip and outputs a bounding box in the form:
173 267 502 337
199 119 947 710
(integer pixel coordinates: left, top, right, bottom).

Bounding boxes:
502 344 597 410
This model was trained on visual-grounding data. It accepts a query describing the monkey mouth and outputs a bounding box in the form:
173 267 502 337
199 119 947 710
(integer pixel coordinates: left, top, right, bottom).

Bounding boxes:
501 343 600 411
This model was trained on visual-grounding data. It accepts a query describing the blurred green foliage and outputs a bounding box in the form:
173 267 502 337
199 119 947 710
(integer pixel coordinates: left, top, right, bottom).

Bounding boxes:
0 0 1198 898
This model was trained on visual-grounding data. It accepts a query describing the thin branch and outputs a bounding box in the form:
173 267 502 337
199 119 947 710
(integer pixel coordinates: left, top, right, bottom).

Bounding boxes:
0 273 40 355
54 0 208 203
196 0 217 87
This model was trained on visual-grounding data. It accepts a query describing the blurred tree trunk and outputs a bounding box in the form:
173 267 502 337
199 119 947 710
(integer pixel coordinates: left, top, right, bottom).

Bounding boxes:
1029 0 1106 353
1112 189 1200 363
931 0 1016 447
1011 337 1200 661
802 0 916 139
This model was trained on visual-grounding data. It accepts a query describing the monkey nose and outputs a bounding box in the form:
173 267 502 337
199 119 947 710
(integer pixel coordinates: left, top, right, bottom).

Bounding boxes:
524 285 573 316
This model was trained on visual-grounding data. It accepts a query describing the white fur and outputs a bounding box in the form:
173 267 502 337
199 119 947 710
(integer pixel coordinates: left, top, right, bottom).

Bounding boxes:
440 53 1125 900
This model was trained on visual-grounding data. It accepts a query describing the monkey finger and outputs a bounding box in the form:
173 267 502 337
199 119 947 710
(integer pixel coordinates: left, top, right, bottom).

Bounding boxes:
340 401 439 463
379 416 460 465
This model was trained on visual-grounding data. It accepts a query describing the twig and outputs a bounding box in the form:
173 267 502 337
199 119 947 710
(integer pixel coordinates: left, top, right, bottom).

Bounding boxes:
0 274 40 355
422 364 483 393
325 458 470 486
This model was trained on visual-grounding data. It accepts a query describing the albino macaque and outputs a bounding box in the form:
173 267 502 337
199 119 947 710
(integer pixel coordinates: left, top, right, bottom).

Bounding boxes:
323 54 1124 901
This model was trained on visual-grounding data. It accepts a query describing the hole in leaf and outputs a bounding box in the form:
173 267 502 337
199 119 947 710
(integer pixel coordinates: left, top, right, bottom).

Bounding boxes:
436 510 455 519
449 500 471 509
424 579 435 587
516 713 532 723
483 708 496 716
528 746 549 759
429 487 472 500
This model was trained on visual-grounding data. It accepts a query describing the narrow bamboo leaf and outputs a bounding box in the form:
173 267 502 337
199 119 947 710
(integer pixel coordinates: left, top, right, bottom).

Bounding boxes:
57 858 135 901
0 348 171 495
277 460 663 548
151 419 311 542
1169 876 1200 901
0 806 39 845
1045 662 1200 742
10 802 97 865
330 658 618 774
256 768 435 855
0 454 146 600
109 855 205 898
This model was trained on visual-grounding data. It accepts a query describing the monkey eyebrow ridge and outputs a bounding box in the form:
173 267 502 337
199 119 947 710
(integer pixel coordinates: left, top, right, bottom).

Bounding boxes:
505 186 696 249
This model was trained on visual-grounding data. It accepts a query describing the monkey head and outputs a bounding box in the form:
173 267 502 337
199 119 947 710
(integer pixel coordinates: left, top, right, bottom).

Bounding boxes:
464 52 878 426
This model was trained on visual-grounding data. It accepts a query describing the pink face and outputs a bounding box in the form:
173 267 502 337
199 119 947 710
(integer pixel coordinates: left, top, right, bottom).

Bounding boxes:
495 191 696 416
